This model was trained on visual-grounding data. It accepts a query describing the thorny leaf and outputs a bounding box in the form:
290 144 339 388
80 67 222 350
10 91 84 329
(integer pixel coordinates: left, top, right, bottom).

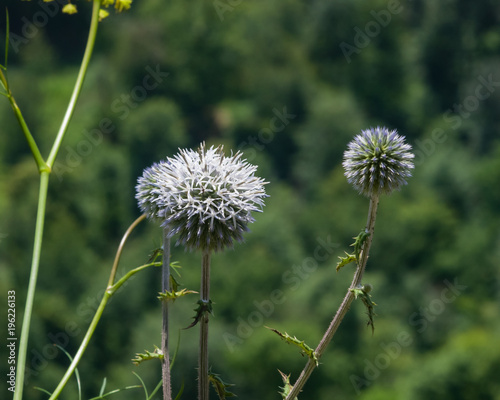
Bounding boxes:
350 284 377 334
336 252 356 272
351 230 371 263
209 371 236 399
266 327 318 366
131 346 163 365
158 288 198 302
278 370 297 400
184 299 213 330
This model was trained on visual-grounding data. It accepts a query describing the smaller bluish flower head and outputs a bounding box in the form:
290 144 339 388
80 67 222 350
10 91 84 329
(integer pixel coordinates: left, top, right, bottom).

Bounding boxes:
343 127 414 197
136 143 268 252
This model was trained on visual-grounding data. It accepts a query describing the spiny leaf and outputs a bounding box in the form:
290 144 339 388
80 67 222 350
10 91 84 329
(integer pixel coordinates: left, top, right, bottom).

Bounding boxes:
147 247 163 263
278 370 297 400
132 346 163 365
184 299 213 330
158 288 198 302
350 284 377 334
209 371 236 399
336 252 356 272
351 230 371 263
170 261 182 277
266 327 318 366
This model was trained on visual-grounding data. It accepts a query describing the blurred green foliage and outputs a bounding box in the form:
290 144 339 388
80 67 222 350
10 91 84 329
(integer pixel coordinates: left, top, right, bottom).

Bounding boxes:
1 0 500 399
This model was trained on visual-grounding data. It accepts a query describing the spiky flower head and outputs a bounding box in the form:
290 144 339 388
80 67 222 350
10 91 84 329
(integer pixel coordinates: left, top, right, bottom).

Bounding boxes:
136 143 268 252
343 127 414 197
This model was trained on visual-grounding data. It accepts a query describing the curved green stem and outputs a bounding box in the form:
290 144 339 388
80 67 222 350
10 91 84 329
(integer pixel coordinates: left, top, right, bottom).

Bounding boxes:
46 0 101 168
286 193 380 400
48 260 161 400
108 214 147 287
13 171 50 400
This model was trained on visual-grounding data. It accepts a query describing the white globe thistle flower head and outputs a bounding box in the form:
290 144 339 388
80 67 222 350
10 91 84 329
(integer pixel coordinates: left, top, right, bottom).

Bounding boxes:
136 142 268 252
343 127 414 197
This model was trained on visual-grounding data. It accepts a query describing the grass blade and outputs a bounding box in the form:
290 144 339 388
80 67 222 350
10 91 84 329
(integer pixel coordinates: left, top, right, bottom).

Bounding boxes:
132 371 149 400
55 344 82 400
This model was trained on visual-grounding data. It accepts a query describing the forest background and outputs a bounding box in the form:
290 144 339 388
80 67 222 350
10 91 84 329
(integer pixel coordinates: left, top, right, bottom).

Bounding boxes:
1 0 500 399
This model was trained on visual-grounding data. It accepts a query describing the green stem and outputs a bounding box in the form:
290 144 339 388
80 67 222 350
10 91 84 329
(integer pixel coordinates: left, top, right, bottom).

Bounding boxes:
46 0 101 168
286 193 380 400
13 3 101 398
14 171 49 400
0 69 47 173
48 261 161 400
162 229 172 400
198 249 211 400
108 214 147 287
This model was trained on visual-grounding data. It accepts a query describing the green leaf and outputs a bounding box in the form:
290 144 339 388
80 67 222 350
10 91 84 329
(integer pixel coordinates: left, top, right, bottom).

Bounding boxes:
147 247 163 263
33 387 52 396
336 252 356 272
351 230 371 263
54 344 82 400
99 377 107 397
350 284 377 334
88 383 142 400
184 299 213 330
209 370 237 399
266 327 318 366
278 370 297 400
132 346 164 365
173 381 185 400
158 288 198 302
132 371 149 399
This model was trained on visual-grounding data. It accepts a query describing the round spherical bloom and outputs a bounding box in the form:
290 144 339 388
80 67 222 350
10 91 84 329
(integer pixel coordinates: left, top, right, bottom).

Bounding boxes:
343 127 414 197
136 143 268 252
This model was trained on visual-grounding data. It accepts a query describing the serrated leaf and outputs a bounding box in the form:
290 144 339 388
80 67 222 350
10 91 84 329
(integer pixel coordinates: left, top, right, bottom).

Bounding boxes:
209 371 236 399
158 288 198 302
351 230 371 263
336 252 356 272
350 284 377 334
184 299 213 330
147 247 163 263
266 327 318 366
132 346 163 365
278 370 297 400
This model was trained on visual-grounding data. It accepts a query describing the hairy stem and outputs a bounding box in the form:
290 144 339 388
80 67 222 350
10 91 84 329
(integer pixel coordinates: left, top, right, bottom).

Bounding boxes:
199 249 211 400
162 229 172 400
286 193 380 400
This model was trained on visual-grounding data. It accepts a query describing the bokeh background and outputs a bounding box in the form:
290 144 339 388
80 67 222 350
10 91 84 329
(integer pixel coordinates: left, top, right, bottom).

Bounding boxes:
1 0 500 399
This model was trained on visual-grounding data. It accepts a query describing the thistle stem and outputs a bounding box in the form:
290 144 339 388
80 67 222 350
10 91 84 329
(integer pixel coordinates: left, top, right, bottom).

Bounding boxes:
286 193 380 400
199 249 211 400
162 229 172 400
